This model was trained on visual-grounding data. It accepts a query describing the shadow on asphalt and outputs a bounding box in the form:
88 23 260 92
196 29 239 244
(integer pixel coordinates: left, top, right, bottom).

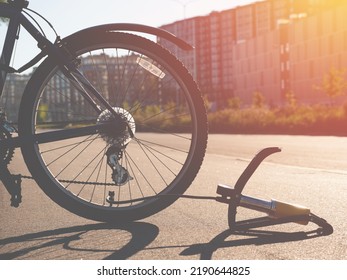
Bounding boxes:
0 222 159 260
0 219 333 260
181 225 333 259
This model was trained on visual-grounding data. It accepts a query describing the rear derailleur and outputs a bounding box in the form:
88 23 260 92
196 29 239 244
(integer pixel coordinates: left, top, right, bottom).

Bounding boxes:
106 145 133 186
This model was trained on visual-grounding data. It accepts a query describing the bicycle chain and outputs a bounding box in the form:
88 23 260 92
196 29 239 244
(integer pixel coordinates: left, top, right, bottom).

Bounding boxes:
0 124 15 165
20 174 117 186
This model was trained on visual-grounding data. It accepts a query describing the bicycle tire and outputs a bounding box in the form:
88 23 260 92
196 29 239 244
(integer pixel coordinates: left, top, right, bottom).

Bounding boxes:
18 31 208 222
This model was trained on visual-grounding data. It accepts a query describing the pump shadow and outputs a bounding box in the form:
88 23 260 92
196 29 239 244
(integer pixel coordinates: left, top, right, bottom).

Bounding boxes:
181 217 333 260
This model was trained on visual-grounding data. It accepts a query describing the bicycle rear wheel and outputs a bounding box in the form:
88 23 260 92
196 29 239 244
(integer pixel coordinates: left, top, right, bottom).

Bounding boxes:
19 32 207 222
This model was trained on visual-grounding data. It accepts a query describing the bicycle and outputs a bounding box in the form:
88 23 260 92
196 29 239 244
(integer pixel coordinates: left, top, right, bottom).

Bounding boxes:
0 0 208 222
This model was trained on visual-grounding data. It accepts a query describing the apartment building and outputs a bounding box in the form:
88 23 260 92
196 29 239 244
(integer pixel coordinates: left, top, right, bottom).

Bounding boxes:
289 2 347 103
1 73 29 122
159 0 347 107
3 0 346 121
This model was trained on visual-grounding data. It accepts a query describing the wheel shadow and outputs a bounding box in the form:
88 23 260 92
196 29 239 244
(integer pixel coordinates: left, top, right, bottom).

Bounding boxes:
0 222 159 260
181 222 333 260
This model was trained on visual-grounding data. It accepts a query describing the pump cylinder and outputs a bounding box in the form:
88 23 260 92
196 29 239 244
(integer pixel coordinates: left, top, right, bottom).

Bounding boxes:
239 195 310 225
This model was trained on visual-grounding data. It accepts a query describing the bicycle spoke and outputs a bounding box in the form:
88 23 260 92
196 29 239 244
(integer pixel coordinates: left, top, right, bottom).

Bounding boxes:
135 138 177 177
136 123 192 140
127 75 175 116
115 49 130 106
134 138 168 186
24 33 206 216
76 146 107 199
55 134 100 178
134 138 189 154
134 139 184 166
52 70 103 115
124 152 145 198
89 146 107 203
64 143 107 190
41 134 102 154
44 134 96 166
124 149 157 194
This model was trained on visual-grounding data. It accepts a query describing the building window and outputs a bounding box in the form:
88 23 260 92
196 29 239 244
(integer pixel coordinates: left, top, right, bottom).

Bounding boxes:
309 60 314 78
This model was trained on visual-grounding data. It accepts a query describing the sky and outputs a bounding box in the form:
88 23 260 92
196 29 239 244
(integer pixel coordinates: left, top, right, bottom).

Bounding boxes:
1 0 257 71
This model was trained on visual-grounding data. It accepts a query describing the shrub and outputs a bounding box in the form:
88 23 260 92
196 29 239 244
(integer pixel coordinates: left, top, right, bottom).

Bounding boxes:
207 103 347 135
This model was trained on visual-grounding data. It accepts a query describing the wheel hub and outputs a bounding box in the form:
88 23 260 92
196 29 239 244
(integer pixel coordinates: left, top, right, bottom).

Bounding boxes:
97 107 136 147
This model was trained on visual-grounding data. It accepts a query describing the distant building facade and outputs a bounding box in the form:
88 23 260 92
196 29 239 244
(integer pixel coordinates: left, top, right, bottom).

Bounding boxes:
1 73 30 122
159 0 347 107
1 55 152 123
3 0 347 122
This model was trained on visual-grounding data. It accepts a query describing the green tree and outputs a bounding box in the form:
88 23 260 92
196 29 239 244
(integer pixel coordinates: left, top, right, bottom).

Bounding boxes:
285 90 297 109
252 91 265 109
227 97 241 110
315 66 347 104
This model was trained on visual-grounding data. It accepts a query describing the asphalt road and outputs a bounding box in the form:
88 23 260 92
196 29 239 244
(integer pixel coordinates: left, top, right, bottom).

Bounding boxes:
0 134 346 260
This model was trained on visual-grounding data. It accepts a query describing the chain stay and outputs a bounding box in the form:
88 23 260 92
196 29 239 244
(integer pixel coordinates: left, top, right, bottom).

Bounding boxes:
20 174 117 186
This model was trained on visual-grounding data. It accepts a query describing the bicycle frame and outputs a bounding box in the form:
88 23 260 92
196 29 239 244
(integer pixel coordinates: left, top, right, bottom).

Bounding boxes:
0 0 44 94
3 1 126 116
0 1 193 97
0 0 195 149
0 1 107 148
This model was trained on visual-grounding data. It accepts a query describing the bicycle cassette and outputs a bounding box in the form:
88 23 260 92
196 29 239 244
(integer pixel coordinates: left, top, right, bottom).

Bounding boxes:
97 107 136 148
